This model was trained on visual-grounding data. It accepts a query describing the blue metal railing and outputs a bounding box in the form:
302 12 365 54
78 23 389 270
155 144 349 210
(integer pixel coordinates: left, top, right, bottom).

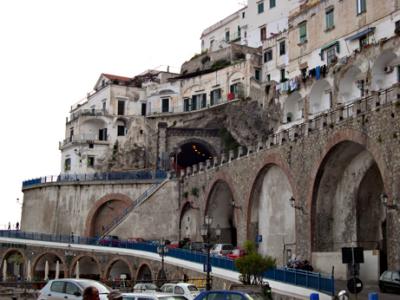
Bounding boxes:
0 230 334 295
22 169 168 188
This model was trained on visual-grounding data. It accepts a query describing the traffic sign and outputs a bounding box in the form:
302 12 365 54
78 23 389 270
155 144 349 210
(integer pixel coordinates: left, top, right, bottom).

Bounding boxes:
203 262 212 272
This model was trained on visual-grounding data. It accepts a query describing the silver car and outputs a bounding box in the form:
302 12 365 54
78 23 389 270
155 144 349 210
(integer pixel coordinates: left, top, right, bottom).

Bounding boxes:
122 292 188 300
38 278 110 300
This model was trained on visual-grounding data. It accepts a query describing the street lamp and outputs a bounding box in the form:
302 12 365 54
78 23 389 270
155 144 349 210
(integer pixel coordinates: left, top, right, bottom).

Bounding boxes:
157 239 168 283
201 215 221 291
380 193 399 210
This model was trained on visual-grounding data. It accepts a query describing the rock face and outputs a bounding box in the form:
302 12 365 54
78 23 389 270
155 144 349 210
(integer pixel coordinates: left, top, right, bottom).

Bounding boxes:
98 100 279 171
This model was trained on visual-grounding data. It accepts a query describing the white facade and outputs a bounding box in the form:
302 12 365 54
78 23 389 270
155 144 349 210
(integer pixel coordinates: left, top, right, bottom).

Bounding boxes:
201 0 299 52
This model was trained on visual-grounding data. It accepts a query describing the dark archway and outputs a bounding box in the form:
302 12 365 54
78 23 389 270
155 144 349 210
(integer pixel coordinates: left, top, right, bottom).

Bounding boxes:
71 256 101 280
179 202 198 241
1 250 25 281
32 252 65 280
311 141 386 278
136 264 152 282
105 259 132 281
205 180 236 246
176 142 213 169
85 193 132 237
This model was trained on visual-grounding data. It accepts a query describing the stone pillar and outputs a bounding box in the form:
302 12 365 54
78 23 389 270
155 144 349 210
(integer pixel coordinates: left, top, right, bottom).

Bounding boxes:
213 157 219 167
186 166 192 176
180 169 186 177
238 146 244 157
192 164 198 174
206 159 211 169
221 153 227 164
228 150 235 162
157 122 168 169
199 162 204 171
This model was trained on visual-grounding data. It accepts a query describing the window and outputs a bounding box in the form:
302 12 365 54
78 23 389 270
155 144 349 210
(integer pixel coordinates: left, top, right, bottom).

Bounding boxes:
64 158 71 172
102 100 106 112
210 39 214 50
382 271 392 280
141 103 147 116
326 46 337 64
191 96 197 111
99 128 107 141
117 100 125 115
201 94 207 108
88 143 94 149
257 1 264 14
51 281 65 293
270 0 276 8
161 98 169 113
242 11 245 18
279 40 286 56
255 69 261 81
65 283 80 295
87 156 95 168
174 287 184 294
299 22 307 44
392 271 400 281
356 0 366 15
69 127 74 142
397 66 400 83
117 125 125 136
267 74 271 82
325 8 334 30
280 69 286 82
260 26 266 41
264 48 273 62
396 20 400 33
225 31 230 42
210 89 221 106
183 98 190 112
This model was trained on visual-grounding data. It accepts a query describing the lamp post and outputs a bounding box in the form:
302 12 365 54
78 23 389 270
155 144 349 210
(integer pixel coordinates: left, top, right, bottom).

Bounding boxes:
157 239 168 283
201 215 221 291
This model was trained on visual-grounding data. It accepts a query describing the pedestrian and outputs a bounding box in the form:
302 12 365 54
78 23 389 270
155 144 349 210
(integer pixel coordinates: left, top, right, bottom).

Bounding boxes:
70 232 74 243
7 222 11 230
83 286 100 300
15 222 19 230
107 291 122 300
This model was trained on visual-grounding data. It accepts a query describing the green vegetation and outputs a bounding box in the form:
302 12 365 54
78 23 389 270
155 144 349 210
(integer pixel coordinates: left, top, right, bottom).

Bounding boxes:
220 128 240 154
191 187 199 198
211 59 231 71
235 241 276 285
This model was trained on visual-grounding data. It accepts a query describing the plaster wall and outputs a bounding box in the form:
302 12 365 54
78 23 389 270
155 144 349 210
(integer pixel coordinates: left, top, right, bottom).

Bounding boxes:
21 181 155 236
312 252 346 280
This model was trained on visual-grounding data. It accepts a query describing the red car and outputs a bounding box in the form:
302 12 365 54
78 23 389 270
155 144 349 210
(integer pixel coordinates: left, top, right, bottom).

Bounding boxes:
226 248 246 260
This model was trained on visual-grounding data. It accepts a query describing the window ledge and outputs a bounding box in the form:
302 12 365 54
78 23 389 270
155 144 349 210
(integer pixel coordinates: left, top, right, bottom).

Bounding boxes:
298 40 308 46
324 26 335 32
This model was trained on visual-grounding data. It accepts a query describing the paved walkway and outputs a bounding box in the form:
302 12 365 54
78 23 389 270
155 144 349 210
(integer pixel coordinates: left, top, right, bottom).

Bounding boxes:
336 280 399 299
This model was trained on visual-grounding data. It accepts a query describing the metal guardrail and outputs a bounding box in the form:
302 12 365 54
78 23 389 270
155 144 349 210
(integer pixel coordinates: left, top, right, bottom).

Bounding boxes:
0 230 335 295
22 169 168 189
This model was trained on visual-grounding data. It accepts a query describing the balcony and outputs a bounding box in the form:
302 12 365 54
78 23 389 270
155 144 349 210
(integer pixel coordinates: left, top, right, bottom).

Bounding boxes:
67 109 109 123
59 134 109 149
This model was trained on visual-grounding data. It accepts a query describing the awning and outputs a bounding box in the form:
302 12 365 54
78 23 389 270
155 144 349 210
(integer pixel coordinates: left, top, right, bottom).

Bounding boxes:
346 27 375 41
321 40 339 52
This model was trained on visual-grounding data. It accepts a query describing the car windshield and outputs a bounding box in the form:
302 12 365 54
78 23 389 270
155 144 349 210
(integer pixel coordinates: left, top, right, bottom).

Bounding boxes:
77 281 110 294
187 285 198 292
158 296 187 300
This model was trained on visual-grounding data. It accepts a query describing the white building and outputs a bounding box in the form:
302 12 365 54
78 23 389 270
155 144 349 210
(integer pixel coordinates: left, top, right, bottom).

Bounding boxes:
201 0 300 52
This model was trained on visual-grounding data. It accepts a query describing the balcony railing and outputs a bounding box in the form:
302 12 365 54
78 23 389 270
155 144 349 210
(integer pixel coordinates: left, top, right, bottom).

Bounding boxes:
22 169 168 189
59 134 108 148
67 109 109 123
0 230 335 296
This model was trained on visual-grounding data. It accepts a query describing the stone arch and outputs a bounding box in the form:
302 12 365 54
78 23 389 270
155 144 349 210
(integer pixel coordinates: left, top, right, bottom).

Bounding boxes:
84 193 133 237
308 129 389 277
204 173 239 246
283 91 303 123
179 201 199 241
70 255 101 280
246 153 297 265
116 118 128 136
1 249 27 281
32 252 67 280
182 85 202 98
104 257 133 281
136 263 153 282
338 65 363 103
309 79 332 115
228 71 245 98
371 49 398 91
80 118 108 138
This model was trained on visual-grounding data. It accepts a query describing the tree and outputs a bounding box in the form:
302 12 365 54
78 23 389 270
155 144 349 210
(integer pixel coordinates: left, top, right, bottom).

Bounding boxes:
235 241 276 285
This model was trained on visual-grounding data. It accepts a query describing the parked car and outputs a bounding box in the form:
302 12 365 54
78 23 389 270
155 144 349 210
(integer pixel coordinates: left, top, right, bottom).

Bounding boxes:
160 283 199 300
183 241 207 253
210 243 234 256
194 289 271 300
226 248 246 260
98 235 120 247
133 283 159 292
122 292 187 300
379 270 400 293
38 278 110 300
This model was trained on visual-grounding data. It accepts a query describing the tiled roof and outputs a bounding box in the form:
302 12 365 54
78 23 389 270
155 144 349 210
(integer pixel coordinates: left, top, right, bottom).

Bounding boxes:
102 73 132 82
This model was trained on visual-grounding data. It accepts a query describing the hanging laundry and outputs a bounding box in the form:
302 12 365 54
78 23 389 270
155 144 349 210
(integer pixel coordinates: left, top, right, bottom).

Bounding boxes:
321 65 327 77
316 66 321 80
289 79 298 91
309 68 316 77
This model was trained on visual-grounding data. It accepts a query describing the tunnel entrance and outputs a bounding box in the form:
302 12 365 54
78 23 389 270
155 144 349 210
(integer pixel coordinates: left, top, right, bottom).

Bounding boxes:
175 142 213 170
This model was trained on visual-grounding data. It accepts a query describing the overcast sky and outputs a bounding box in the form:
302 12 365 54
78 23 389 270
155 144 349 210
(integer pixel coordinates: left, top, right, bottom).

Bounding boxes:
0 0 244 229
